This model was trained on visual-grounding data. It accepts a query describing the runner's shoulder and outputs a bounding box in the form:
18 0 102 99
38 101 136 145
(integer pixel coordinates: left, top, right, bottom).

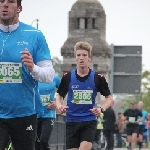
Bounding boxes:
95 72 105 80
62 71 71 80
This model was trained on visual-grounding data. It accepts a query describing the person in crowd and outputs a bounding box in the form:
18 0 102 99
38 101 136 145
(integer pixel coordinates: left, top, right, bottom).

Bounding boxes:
123 101 143 150
148 113 150 142
116 112 124 148
0 0 55 150
5 136 12 150
103 106 116 150
94 112 104 144
142 123 149 148
92 112 104 149
35 75 61 150
55 41 113 150
137 101 148 150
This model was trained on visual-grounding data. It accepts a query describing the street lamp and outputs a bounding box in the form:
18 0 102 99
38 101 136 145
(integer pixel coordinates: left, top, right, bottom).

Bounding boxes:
31 19 39 29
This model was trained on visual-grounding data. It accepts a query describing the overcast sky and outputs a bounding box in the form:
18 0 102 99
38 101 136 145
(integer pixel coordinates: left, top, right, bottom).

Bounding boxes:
19 0 150 71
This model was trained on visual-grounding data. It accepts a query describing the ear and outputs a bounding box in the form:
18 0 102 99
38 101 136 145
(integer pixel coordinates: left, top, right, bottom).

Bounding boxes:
88 56 91 61
18 6 22 13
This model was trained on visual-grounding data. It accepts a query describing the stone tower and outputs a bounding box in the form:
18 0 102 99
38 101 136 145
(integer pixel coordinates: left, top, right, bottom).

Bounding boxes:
61 0 112 102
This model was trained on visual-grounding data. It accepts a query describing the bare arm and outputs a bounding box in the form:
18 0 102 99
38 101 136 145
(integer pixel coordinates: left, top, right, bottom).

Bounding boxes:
101 95 114 111
90 95 113 116
56 93 68 114
136 116 144 123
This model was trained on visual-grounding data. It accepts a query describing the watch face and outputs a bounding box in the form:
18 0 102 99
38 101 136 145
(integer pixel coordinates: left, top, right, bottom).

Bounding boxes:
100 107 104 113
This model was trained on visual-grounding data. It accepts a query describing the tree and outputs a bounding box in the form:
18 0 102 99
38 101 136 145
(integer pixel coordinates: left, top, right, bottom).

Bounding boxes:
142 70 150 93
141 70 150 112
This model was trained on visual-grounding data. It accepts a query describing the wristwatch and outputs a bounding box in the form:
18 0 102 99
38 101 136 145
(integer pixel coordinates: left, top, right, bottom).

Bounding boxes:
100 107 105 113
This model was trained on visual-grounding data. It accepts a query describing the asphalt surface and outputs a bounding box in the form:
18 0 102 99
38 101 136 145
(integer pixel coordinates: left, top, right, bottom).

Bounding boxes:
92 147 149 150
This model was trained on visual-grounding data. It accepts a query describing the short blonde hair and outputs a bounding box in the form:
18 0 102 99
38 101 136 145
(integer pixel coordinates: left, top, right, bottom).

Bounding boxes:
138 101 144 106
74 41 92 57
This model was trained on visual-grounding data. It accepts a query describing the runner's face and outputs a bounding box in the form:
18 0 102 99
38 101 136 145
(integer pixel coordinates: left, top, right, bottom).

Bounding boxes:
138 104 143 110
131 103 136 109
0 0 20 24
75 49 91 68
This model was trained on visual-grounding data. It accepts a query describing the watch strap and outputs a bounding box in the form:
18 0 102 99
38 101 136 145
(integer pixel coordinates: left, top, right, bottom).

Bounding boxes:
100 106 105 113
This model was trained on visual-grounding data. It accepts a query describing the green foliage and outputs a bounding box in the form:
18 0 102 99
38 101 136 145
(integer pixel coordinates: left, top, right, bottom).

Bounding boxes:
141 91 150 112
142 70 150 92
141 70 150 112
121 95 141 111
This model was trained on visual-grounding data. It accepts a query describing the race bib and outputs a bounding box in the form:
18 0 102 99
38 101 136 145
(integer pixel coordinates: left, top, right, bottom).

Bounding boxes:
72 90 93 104
40 94 50 106
129 117 135 123
0 62 22 83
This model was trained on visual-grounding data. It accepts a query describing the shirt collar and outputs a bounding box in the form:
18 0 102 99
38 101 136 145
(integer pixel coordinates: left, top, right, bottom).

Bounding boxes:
0 22 19 32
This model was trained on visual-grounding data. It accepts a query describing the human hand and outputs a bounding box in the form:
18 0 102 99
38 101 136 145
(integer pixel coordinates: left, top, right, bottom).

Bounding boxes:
144 120 147 125
135 120 139 124
124 120 129 124
90 107 101 116
57 105 69 114
20 48 34 72
47 101 56 109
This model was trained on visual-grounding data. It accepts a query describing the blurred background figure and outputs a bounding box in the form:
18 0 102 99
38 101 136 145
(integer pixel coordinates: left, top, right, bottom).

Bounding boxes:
147 113 150 148
116 112 124 148
35 75 61 150
148 113 150 142
137 101 148 150
142 122 149 148
103 106 116 150
123 101 143 150
92 112 105 150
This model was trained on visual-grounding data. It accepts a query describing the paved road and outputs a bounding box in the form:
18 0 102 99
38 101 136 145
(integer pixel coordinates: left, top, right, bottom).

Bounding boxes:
92 147 149 150
114 148 150 150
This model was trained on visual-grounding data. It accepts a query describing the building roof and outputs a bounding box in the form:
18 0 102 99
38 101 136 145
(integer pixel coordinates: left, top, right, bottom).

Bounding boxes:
71 0 104 11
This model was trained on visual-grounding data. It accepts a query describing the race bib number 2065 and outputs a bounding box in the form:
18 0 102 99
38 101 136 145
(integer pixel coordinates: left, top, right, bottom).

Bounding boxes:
0 62 22 83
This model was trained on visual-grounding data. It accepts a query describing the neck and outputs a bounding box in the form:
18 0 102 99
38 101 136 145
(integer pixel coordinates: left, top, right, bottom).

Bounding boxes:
77 67 89 77
0 15 19 26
